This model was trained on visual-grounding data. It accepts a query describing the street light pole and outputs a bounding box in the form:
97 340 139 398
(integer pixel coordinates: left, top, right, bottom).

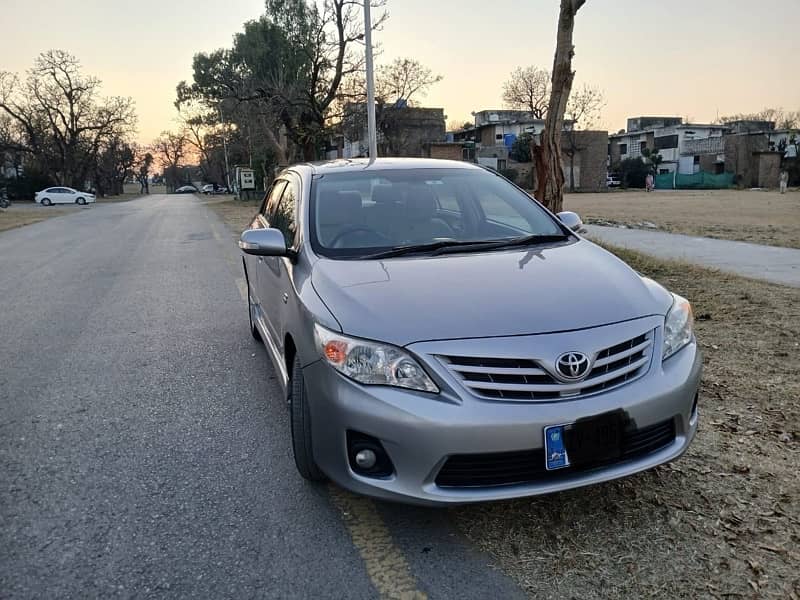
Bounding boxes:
363 0 378 164
219 104 232 193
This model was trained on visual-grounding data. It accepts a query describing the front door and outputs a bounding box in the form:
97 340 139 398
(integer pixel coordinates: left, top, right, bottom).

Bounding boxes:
258 176 299 354
54 188 71 204
246 180 287 339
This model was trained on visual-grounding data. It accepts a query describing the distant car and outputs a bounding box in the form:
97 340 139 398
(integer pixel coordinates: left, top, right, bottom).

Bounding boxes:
202 184 229 194
606 175 621 188
34 187 96 206
175 185 198 194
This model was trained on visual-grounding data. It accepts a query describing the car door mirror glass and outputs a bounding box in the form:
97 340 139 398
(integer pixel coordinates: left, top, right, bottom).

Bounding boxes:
239 228 288 256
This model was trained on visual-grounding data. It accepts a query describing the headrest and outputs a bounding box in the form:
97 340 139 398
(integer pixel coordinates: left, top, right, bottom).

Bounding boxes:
405 187 437 222
371 185 402 205
318 190 362 226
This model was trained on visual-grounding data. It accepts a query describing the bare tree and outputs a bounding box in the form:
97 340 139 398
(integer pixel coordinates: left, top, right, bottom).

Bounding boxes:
536 0 588 212
502 66 551 119
718 107 799 129
153 130 188 192
376 58 442 106
563 83 605 191
135 146 154 194
95 137 135 196
0 50 136 189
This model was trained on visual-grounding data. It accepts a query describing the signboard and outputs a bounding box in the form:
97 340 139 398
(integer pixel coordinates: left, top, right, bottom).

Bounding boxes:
238 168 255 190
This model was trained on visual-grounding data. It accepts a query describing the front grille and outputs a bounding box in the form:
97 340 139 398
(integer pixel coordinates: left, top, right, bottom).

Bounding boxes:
439 331 653 401
435 418 676 488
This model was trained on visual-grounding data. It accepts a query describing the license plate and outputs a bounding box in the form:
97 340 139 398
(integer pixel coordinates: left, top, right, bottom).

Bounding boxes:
544 424 570 470
545 412 623 471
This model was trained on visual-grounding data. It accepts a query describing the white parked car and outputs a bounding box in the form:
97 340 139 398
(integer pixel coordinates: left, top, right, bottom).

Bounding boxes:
35 187 96 206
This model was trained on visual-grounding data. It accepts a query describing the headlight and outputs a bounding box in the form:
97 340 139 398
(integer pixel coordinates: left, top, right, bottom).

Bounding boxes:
314 325 439 393
663 293 694 360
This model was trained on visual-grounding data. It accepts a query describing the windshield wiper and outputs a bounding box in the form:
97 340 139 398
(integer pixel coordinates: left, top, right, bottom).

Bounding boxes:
431 233 570 255
361 234 570 260
361 239 493 259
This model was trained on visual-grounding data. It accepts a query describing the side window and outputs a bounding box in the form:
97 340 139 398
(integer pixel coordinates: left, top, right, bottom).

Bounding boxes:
476 189 529 230
262 181 287 217
268 179 298 247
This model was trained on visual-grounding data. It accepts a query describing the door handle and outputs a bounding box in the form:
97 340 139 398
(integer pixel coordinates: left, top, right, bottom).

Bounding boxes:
282 293 289 304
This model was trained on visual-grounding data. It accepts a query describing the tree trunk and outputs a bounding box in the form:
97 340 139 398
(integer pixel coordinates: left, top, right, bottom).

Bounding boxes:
569 149 576 192
537 0 587 213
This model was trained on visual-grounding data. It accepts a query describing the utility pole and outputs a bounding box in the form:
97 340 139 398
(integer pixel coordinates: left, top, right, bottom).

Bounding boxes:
363 0 378 164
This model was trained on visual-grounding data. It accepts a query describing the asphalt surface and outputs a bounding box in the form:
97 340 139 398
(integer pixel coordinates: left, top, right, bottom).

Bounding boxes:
584 224 800 287
0 195 524 599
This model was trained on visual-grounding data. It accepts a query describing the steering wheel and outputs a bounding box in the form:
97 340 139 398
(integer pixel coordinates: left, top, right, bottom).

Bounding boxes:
330 226 393 248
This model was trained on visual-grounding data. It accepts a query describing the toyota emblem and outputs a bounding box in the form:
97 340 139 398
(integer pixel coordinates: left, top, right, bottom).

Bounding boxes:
555 352 591 380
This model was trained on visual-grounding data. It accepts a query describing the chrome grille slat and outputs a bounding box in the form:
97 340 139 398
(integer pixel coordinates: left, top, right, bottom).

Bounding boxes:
446 364 548 376
461 356 649 393
593 339 652 368
438 330 654 401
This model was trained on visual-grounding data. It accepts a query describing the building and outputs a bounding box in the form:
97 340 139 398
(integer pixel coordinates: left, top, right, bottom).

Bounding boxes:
331 105 446 159
609 117 729 174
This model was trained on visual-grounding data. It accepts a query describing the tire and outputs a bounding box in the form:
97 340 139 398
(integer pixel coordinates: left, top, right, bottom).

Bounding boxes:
77 197 86 205
247 286 262 342
42 198 51 206
289 356 326 482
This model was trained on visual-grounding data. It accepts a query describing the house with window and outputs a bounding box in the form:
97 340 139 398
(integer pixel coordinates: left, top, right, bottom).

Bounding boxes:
609 117 729 174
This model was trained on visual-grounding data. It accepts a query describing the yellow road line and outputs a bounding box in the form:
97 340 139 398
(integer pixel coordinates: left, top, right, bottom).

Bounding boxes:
329 486 427 600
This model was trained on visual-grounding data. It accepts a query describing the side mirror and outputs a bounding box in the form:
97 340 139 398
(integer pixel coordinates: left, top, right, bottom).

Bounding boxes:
557 211 586 233
239 228 288 256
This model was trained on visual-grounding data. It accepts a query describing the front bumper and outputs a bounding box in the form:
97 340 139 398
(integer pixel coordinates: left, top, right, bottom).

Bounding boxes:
304 318 702 506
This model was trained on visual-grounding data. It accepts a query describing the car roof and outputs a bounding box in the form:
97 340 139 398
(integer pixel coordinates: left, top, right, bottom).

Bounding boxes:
290 157 484 177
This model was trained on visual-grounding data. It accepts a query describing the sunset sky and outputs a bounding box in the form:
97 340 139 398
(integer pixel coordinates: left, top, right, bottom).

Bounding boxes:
2 0 798 142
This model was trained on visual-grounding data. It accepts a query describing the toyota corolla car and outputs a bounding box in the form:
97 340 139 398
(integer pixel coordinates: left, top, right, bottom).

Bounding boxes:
239 158 700 506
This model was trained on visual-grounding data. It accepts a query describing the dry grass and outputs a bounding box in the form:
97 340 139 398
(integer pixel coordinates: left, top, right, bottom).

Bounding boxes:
0 206 71 233
205 198 259 239
565 189 800 248
451 249 800 599
96 192 142 203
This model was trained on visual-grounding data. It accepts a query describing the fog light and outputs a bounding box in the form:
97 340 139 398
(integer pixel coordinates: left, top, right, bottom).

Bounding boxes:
355 449 377 470
347 430 394 478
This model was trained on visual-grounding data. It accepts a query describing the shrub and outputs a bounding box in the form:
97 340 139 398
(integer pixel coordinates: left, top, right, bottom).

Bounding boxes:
510 133 533 162
499 168 519 183
616 157 649 188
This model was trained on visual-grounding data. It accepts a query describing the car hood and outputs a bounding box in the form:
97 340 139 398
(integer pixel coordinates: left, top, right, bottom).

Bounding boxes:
311 240 673 346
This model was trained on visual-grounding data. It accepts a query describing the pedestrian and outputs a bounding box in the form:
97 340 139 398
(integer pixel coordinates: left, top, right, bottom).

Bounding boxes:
645 172 654 192
779 169 789 194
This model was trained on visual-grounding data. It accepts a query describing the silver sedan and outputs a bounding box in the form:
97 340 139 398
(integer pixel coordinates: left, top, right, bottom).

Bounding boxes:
239 158 701 506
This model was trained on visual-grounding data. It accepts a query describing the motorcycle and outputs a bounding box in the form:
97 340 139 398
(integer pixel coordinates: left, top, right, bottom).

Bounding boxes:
0 188 10 209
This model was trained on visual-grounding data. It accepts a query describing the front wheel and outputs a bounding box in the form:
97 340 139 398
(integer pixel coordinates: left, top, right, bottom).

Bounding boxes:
76 197 86 205
289 356 326 482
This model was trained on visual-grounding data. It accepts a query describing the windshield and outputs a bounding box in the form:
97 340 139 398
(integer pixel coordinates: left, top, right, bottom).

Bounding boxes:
309 168 565 258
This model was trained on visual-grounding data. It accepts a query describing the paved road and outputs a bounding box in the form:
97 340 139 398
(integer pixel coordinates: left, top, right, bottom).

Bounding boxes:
584 224 800 287
0 196 524 599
